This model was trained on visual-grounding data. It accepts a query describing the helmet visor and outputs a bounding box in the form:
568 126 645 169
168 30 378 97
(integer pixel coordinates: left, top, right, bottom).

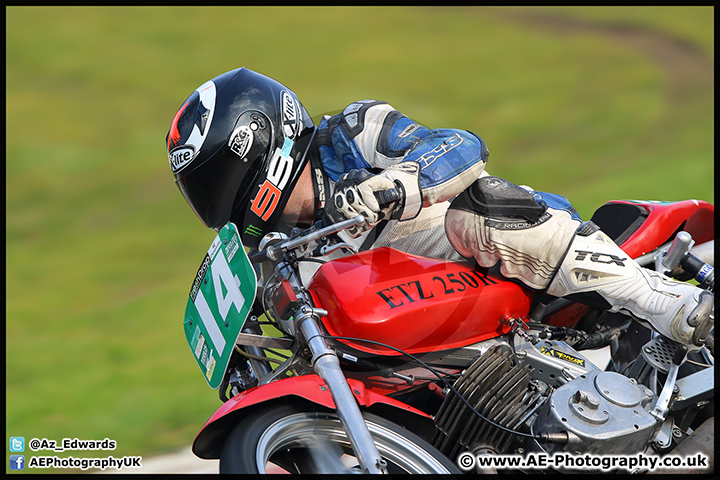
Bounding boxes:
176 151 265 229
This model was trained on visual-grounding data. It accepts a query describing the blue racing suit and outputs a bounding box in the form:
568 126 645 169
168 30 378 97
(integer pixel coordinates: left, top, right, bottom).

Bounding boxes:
312 100 580 266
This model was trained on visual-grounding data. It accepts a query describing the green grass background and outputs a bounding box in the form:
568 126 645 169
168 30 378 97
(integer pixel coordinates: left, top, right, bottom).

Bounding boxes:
6 6 713 471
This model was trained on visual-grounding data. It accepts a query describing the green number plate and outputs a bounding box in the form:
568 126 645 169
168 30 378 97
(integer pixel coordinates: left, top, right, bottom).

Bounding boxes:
183 223 257 388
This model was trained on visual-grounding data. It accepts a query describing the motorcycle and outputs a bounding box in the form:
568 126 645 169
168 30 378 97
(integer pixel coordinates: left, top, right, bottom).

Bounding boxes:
182 196 714 474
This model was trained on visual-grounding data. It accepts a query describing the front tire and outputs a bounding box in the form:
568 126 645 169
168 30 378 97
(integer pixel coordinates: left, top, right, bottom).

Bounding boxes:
219 403 459 474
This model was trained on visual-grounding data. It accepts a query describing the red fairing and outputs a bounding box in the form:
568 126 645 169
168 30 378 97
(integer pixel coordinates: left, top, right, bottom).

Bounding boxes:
616 200 714 258
307 247 532 355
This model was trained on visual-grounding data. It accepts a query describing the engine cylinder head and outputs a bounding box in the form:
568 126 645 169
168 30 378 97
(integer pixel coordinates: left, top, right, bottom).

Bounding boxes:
432 345 544 458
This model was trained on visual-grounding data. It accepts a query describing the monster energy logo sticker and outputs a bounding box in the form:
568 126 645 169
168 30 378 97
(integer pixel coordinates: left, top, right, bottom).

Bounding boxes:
245 225 263 237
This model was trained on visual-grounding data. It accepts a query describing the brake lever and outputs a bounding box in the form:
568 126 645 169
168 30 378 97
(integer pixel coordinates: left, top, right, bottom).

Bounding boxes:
250 215 366 263
319 242 359 256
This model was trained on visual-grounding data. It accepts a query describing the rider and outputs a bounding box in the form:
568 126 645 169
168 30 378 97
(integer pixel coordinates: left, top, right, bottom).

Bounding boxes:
166 67 713 348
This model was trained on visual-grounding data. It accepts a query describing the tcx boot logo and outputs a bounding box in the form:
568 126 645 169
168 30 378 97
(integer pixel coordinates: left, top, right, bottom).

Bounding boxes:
574 250 627 266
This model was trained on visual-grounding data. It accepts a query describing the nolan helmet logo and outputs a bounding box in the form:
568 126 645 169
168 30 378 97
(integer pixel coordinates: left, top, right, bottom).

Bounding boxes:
169 145 196 173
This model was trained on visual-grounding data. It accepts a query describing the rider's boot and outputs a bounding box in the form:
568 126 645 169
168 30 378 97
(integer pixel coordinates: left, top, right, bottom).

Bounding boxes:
546 224 713 346
445 176 713 346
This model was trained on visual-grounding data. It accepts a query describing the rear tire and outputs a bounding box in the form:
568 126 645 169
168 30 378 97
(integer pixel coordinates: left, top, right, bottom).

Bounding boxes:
219 403 459 474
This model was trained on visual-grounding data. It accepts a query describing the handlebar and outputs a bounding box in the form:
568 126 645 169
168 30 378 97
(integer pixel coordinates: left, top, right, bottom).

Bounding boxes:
249 215 366 263
662 231 714 291
374 186 403 210
681 254 714 291
250 187 403 264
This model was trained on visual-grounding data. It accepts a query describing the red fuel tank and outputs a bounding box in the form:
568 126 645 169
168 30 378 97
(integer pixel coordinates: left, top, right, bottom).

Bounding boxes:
307 247 533 355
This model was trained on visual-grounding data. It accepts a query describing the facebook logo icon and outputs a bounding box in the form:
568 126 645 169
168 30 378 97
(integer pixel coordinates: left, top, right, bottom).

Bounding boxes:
10 455 25 470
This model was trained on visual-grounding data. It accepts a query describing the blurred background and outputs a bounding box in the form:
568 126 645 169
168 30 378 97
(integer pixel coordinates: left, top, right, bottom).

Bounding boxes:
6 6 713 472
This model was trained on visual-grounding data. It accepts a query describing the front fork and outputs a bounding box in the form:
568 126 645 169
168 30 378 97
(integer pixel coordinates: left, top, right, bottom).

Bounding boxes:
294 306 387 474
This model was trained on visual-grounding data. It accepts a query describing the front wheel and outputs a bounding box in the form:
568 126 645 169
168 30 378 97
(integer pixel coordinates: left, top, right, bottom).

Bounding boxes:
219 403 459 474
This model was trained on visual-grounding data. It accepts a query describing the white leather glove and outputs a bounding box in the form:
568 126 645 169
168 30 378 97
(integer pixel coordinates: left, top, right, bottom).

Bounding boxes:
332 169 400 237
333 162 423 237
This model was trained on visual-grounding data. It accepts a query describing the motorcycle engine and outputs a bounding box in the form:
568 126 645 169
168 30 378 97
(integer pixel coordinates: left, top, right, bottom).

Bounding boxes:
533 370 657 454
432 338 659 459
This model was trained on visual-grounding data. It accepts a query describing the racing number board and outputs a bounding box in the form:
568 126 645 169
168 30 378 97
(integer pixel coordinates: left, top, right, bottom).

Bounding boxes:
183 222 257 388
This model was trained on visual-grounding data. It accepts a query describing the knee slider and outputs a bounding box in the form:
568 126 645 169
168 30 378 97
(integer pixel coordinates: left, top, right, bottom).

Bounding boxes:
449 176 547 222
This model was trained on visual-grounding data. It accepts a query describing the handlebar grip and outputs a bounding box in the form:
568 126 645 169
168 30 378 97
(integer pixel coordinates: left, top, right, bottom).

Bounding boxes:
249 249 270 264
374 187 403 210
681 253 714 291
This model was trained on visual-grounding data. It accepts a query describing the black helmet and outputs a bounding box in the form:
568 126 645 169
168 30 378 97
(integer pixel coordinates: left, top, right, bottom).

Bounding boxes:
166 67 317 248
